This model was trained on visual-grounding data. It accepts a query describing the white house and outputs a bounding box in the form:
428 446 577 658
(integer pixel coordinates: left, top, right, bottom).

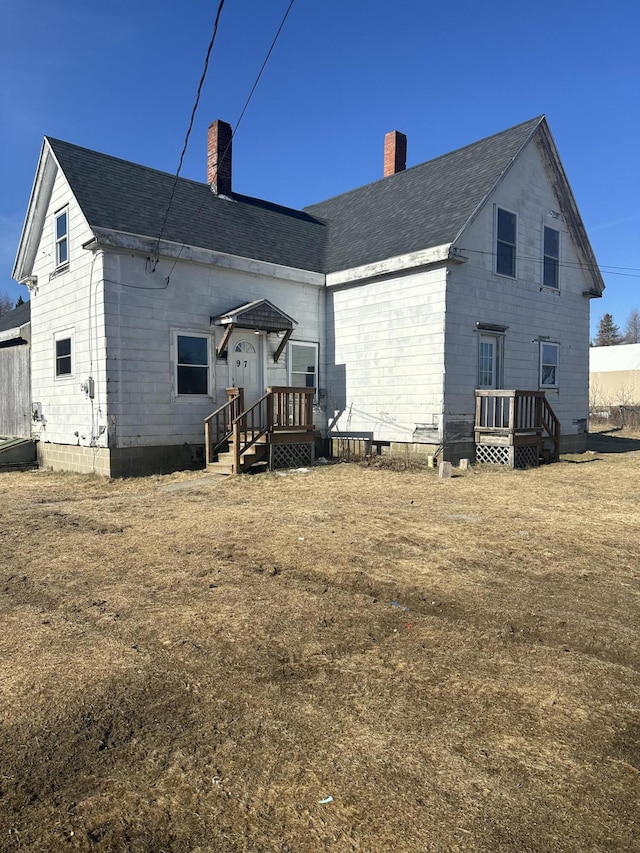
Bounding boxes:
12 116 604 475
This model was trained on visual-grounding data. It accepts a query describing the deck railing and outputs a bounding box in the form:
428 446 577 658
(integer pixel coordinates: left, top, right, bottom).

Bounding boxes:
205 386 315 472
475 389 561 459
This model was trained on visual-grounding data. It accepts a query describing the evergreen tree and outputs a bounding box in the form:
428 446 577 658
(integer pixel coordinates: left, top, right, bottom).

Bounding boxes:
594 313 623 346
623 308 640 344
15 295 24 307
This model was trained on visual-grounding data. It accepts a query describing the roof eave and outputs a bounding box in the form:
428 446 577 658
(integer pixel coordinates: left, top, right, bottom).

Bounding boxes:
89 227 326 286
12 139 58 282
534 122 606 296
326 243 458 287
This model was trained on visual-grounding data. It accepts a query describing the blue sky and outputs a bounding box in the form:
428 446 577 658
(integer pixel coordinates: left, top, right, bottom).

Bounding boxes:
1 0 638 337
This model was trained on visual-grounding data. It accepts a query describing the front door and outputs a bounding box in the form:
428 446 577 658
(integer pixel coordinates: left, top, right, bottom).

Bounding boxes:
230 335 262 408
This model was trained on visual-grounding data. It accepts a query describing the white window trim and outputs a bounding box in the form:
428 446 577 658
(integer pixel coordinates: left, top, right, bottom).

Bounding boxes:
288 340 319 400
539 341 559 389
54 328 75 380
54 206 69 269
495 205 518 279
541 223 561 291
171 330 213 401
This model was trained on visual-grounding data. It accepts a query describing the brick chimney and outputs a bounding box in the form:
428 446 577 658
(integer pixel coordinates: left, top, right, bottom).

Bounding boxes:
207 120 232 195
384 130 407 177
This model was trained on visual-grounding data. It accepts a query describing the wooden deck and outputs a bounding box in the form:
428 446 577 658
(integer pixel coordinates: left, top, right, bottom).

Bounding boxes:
205 387 315 475
475 390 560 467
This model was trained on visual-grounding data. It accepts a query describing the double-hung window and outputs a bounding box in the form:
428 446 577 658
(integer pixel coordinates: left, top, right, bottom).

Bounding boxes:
175 333 210 395
55 208 69 268
540 342 559 388
543 226 560 289
54 329 74 378
289 341 318 398
496 208 517 277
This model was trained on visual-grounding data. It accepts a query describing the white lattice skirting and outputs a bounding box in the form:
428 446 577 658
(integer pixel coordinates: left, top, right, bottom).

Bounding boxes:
475 444 539 469
270 443 314 470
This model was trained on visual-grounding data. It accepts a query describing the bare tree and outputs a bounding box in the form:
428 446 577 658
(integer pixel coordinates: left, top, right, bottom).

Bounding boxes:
623 308 640 344
0 291 13 317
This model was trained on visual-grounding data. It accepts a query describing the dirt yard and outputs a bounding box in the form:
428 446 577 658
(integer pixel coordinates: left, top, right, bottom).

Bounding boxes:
1 438 639 852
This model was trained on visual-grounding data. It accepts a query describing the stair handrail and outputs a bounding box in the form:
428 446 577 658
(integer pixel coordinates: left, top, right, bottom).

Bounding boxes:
540 395 561 460
204 389 242 466
231 390 272 472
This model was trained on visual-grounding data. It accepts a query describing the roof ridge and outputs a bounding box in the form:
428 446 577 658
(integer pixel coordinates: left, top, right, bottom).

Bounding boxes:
304 115 544 211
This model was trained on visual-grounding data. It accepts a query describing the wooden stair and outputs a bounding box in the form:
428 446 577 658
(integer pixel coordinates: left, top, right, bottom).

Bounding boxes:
207 433 269 475
205 386 316 477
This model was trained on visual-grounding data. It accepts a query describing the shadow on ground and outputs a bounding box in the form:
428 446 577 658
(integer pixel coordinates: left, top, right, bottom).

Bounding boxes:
587 430 640 454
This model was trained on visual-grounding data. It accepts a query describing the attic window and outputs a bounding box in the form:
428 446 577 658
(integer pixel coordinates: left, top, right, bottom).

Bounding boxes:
55 208 69 268
543 226 560 289
496 208 516 278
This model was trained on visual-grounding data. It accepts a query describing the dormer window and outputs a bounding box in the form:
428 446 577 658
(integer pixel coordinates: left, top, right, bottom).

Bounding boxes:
55 208 69 268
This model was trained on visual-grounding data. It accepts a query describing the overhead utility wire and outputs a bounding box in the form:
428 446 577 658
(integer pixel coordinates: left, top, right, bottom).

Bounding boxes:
162 0 297 284
455 246 640 278
151 0 227 268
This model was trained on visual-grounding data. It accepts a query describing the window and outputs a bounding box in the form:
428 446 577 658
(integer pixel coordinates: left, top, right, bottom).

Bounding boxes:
55 208 69 268
543 226 560 289
176 333 210 395
54 330 74 378
496 208 517 277
540 342 559 388
289 341 318 395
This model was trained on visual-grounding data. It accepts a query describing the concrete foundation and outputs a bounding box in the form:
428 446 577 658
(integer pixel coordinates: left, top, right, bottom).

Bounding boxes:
37 442 205 477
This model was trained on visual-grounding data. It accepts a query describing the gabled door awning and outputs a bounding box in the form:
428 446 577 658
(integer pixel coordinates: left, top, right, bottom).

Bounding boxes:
211 299 297 361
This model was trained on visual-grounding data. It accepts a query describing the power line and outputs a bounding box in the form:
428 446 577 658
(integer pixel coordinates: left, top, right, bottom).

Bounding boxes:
455 246 640 278
162 0 297 285
152 0 227 267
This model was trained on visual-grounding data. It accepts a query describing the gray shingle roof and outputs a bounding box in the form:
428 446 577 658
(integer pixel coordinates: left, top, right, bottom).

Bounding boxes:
47 139 328 273
304 116 543 272
0 301 30 334
47 117 543 276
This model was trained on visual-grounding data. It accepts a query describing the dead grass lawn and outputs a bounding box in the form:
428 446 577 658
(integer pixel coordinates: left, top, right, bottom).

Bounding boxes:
1 442 639 852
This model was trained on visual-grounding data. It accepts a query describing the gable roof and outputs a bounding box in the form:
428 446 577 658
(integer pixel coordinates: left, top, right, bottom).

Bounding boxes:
15 117 604 296
304 116 544 273
45 138 327 273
